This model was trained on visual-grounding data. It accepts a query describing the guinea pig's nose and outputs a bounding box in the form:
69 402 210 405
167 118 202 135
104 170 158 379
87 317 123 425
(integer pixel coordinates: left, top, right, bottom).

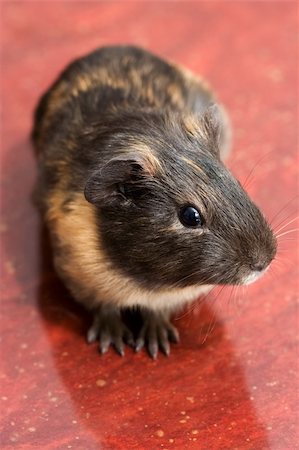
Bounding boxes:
250 262 265 272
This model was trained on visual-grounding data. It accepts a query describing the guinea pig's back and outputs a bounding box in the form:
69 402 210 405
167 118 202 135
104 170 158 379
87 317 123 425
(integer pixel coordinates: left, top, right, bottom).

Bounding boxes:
32 46 215 148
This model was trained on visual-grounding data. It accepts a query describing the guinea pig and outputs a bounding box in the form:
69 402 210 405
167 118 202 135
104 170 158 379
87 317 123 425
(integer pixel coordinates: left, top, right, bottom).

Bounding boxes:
32 45 277 358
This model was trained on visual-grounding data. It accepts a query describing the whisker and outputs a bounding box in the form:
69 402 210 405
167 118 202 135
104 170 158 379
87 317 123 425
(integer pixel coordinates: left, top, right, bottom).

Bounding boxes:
273 260 289 269
226 285 233 309
175 293 206 320
199 285 226 344
271 255 293 271
269 195 298 227
201 313 216 343
276 228 299 239
277 238 298 243
273 254 289 264
232 285 242 313
277 238 298 245
228 285 237 316
201 299 222 344
170 270 205 288
171 267 229 289
177 282 224 321
242 151 274 190
273 216 299 235
272 211 298 233
232 285 244 317
268 265 278 280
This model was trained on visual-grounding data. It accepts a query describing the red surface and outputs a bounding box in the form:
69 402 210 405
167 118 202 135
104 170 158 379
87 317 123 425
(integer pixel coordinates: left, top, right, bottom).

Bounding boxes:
1 2 298 449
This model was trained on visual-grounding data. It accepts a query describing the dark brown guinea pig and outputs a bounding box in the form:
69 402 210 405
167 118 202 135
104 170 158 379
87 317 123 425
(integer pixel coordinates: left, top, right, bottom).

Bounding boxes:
32 45 277 358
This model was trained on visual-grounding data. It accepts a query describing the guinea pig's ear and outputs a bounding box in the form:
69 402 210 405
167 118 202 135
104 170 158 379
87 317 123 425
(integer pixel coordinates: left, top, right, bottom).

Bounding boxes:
84 154 155 205
202 103 229 157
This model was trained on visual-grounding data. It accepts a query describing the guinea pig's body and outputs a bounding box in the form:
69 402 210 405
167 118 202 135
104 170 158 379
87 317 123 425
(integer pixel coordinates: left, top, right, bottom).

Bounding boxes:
33 46 276 358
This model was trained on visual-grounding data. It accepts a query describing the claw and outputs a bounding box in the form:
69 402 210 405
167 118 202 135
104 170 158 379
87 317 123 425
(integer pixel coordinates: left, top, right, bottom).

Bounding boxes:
114 336 125 357
124 329 135 348
158 328 170 356
89 307 179 358
99 343 109 355
161 342 170 356
98 331 111 354
88 306 133 357
87 325 98 344
135 337 144 352
168 325 180 343
148 339 158 359
136 310 180 358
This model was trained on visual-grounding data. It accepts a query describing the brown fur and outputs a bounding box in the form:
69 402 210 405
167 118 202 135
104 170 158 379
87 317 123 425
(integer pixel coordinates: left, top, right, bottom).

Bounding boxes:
33 45 276 318
46 191 211 311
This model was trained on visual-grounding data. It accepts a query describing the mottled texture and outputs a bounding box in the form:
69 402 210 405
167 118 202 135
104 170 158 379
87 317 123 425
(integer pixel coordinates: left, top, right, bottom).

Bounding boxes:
1 2 298 450
31 44 276 357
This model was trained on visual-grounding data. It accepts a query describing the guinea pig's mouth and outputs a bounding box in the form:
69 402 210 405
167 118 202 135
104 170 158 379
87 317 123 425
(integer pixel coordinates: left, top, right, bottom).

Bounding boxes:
241 267 269 285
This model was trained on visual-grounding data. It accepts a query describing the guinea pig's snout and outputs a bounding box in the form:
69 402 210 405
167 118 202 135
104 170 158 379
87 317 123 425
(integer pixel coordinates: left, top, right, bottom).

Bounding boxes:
241 239 276 286
242 261 269 285
249 262 267 272
242 268 267 285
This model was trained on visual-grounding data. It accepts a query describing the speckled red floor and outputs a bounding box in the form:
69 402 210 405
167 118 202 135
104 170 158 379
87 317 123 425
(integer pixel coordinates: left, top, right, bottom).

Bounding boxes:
1 2 298 449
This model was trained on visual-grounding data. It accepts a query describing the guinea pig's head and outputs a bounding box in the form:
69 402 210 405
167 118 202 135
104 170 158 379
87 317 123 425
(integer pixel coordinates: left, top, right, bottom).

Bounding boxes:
84 107 277 290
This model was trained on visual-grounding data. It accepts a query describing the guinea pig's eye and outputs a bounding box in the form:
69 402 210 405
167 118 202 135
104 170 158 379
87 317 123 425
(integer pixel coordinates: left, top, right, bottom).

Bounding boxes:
179 206 203 228
117 183 129 199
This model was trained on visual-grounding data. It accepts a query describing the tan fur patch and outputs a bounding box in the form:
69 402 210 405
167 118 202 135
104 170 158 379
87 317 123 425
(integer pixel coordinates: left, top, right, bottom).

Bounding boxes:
45 191 129 308
166 83 185 109
37 68 128 141
134 143 164 176
180 156 207 178
46 191 211 311
182 115 200 136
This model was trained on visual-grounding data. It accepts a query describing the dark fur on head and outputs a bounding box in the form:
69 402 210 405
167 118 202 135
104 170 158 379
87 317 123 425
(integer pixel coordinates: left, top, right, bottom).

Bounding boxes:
33 45 276 296
32 46 277 357
83 107 277 290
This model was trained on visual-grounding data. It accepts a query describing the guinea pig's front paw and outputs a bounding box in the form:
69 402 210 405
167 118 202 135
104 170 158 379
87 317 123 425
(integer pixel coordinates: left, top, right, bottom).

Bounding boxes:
87 305 134 357
135 310 180 359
